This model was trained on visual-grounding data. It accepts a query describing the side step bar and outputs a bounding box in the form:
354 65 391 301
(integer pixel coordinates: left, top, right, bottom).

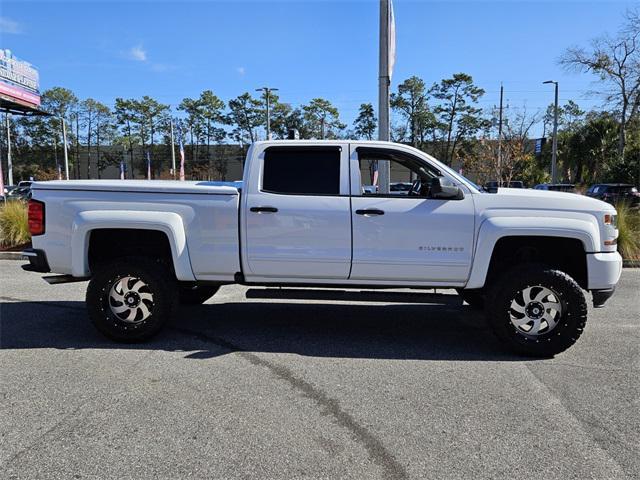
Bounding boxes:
43 275 89 285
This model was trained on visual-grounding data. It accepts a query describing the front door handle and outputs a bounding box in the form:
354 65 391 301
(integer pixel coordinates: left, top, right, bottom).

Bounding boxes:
355 209 385 216
250 206 278 213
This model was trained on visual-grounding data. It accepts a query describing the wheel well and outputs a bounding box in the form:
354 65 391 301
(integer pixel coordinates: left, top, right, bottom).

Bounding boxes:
486 236 588 289
88 229 174 274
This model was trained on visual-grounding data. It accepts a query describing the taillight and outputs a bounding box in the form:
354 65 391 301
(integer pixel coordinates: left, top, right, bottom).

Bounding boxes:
28 200 45 236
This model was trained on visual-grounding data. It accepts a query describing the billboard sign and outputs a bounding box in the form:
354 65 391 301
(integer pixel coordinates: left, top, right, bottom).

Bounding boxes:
0 49 41 108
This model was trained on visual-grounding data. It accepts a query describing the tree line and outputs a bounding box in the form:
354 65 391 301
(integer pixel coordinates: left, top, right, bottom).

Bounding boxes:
2 8 639 186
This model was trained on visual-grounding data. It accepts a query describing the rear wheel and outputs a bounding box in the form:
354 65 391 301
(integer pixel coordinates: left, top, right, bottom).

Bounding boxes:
86 257 177 342
485 264 587 357
179 285 220 305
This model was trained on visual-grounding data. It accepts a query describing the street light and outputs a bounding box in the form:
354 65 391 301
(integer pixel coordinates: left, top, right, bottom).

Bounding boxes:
543 80 559 184
255 87 279 140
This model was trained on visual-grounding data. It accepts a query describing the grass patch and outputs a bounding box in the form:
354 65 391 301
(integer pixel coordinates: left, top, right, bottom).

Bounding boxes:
0 200 30 248
615 202 640 260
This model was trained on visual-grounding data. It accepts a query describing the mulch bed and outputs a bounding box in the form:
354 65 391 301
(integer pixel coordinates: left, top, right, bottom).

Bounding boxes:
0 242 31 252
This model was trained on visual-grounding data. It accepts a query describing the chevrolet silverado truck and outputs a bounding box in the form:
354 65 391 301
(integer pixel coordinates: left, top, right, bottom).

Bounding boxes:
22 141 622 356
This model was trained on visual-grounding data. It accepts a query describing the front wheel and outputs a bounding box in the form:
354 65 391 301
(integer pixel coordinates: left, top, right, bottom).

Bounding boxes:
485 265 588 357
86 257 178 342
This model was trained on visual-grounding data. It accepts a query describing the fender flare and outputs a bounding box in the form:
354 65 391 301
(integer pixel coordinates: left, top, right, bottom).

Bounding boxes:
71 210 195 281
465 216 599 289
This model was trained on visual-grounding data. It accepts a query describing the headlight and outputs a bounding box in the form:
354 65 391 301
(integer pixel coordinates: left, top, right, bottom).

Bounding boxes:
604 213 617 227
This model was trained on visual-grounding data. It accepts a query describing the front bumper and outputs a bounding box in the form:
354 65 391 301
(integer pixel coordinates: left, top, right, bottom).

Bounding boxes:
21 248 50 273
587 251 622 307
587 252 622 289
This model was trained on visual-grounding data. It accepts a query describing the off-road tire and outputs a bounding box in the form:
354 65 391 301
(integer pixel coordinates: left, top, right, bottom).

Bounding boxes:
456 288 485 310
485 264 588 357
179 285 220 305
86 257 178 342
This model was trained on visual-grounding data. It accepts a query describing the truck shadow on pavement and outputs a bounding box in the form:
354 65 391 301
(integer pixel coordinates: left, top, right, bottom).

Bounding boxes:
0 290 528 361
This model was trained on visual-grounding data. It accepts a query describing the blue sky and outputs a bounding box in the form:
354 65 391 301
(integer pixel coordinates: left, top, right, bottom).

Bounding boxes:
1 0 636 136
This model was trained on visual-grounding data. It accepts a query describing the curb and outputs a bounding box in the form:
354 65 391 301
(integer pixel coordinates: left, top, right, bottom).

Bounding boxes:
0 251 24 260
623 259 640 268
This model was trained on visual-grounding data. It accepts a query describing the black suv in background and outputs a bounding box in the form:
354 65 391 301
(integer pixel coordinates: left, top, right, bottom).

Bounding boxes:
533 184 576 193
587 183 640 208
484 180 525 193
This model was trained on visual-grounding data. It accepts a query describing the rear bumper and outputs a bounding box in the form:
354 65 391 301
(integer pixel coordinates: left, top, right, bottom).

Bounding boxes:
21 248 50 273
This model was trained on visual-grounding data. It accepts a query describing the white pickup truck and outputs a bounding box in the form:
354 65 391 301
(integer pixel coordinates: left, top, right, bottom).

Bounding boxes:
23 140 622 356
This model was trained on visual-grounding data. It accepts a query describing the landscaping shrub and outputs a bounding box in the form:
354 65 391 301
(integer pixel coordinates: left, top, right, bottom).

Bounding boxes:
0 200 30 248
615 202 640 260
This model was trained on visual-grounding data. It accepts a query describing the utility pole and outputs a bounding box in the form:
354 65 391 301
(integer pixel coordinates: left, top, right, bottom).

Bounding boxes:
377 0 393 193
256 87 278 140
6 113 13 186
497 83 503 184
62 117 70 180
544 80 559 184
170 118 176 179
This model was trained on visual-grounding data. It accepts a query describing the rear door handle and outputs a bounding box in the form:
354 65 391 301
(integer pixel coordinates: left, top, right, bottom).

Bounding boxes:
355 209 385 216
250 206 278 213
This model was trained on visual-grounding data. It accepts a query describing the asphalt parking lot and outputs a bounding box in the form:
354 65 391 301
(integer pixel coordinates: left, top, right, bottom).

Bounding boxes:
1 260 638 479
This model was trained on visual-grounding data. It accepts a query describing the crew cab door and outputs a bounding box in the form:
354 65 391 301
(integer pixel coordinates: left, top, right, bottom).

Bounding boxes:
349 146 475 285
241 144 352 281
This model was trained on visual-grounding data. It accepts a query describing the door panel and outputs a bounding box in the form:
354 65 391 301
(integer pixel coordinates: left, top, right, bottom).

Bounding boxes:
245 192 352 278
349 147 476 284
243 144 352 280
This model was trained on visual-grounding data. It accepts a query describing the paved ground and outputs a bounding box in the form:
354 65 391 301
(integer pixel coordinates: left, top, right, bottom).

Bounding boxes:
0 260 638 479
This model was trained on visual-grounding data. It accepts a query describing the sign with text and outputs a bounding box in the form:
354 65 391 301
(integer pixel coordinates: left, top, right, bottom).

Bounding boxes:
0 49 40 107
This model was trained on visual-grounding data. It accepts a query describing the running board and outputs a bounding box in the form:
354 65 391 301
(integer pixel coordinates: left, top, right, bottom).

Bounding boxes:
43 275 89 285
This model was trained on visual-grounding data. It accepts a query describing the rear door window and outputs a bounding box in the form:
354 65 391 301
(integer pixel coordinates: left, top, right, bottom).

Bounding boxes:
262 147 341 195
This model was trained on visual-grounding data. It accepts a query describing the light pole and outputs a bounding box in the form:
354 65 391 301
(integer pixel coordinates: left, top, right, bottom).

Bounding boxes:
377 0 392 193
256 87 278 140
543 80 559 184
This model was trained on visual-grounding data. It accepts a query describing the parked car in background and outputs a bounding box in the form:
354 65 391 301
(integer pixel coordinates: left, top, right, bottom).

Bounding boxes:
3 185 18 196
17 181 33 188
534 183 576 193
484 180 525 193
7 186 32 201
586 183 640 208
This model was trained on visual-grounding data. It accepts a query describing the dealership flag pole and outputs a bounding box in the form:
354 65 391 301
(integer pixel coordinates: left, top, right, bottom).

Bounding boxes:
62 117 70 180
6 113 13 186
170 118 176 179
0 137 4 198
378 0 395 194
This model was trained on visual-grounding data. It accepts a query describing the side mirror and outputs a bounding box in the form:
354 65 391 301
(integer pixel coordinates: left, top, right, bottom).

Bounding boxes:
430 177 464 200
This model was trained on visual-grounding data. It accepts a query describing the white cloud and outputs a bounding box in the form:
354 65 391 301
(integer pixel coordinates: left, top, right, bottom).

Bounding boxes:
236 66 246 76
0 17 23 34
128 45 147 62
